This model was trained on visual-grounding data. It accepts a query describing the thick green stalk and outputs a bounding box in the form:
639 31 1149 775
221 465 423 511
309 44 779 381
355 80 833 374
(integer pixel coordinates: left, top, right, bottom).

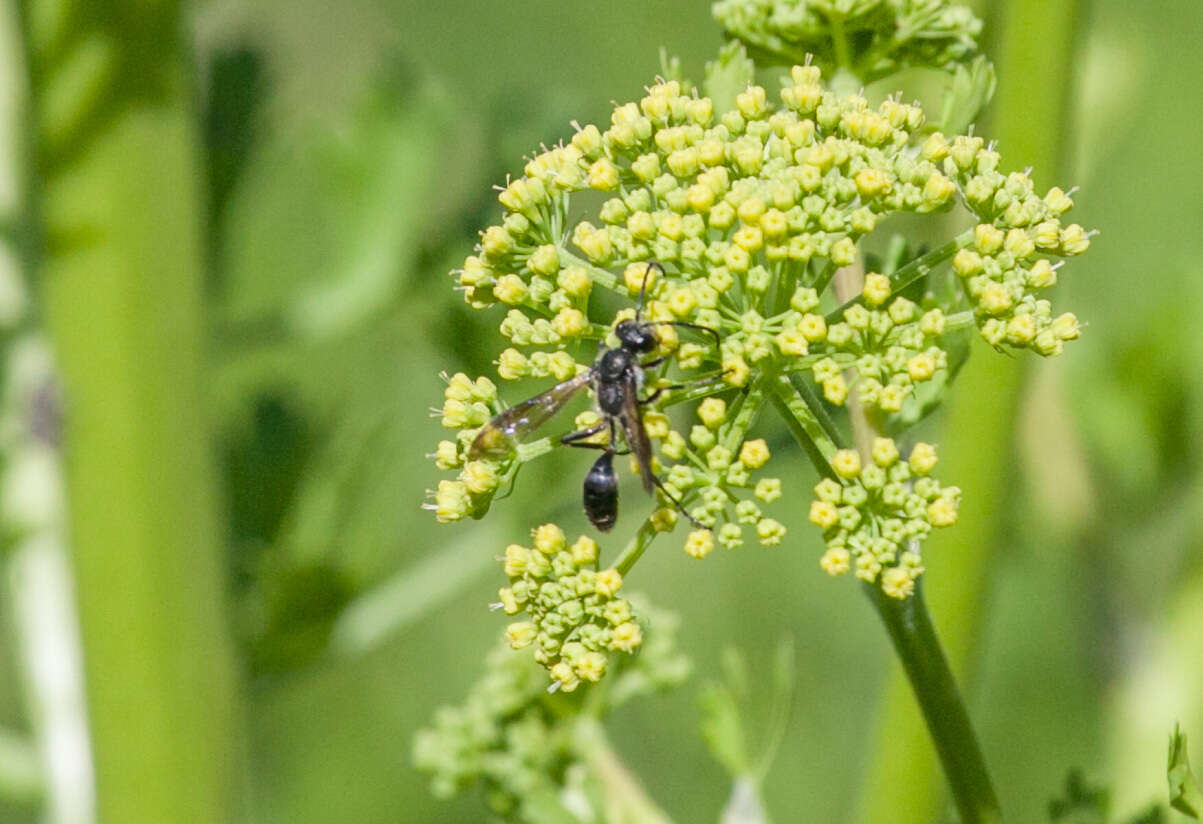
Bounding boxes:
864 584 1001 823
19 1 246 821
858 0 1082 820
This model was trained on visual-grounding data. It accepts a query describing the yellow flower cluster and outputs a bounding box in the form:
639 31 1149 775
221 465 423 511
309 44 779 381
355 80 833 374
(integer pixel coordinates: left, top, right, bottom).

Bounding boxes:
809 278 950 413
427 373 504 523
496 525 642 691
657 396 786 554
808 438 960 599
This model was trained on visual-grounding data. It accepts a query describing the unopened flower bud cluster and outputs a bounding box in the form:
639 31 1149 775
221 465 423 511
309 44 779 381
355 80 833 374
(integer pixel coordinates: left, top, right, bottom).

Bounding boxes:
413 643 571 808
924 130 1089 356
415 599 688 812
808 438 959 598
497 524 643 691
713 0 984 82
426 373 506 523
655 395 786 557
806 275 950 413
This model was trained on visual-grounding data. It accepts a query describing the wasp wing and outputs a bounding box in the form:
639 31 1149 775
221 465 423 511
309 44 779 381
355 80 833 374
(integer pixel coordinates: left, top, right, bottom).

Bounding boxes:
468 369 594 459
618 373 657 494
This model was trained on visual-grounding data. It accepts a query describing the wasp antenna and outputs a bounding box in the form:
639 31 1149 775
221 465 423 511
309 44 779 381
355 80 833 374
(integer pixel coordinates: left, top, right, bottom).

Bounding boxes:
635 261 665 320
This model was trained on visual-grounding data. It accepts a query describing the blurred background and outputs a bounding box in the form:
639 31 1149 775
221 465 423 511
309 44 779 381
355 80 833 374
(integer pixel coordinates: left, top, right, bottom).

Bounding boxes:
0 0 1200 822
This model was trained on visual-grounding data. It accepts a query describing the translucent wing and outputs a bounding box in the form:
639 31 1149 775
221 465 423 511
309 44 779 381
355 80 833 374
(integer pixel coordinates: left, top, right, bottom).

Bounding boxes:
618 373 656 494
468 370 595 459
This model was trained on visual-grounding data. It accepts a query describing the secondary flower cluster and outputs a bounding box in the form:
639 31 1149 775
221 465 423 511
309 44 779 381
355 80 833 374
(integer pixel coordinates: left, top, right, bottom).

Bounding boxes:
808 275 950 413
808 437 959 598
658 395 787 555
713 0 983 81
414 599 689 815
927 132 1088 355
497 525 642 691
413 642 564 806
429 372 504 523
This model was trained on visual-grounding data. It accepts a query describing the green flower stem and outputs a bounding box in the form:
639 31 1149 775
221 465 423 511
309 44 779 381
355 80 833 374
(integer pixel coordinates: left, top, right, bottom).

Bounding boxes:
766 373 838 479
863 583 1002 824
18 2 246 820
721 381 764 453
558 249 619 290
859 0 1082 818
613 518 660 575
576 717 675 824
825 229 974 323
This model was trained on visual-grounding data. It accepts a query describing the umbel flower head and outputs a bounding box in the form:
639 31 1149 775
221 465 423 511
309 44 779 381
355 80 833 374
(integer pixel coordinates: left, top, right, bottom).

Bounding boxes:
430 61 1090 601
810 437 957 599
713 0 984 82
414 600 688 814
496 525 643 691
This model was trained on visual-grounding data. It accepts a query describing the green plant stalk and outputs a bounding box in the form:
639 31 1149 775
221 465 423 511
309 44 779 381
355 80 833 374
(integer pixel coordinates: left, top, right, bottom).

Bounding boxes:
857 0 1082 820
18 1 246 820
864 583 1001 823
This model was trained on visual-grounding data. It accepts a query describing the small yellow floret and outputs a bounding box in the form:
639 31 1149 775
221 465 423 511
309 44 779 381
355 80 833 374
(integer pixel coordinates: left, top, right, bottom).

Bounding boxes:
739 439 771 469
594 568 623 598
831 449 862 479
506 621 537 649
862 273 892 307
532 523 566 555
809 500 839 530
610 621 643 652
881 567 916 599
571 535 599 566
819 547 851 575
503 544 531 578
871 437 899 467
684 529 715 559
698 397 727 429
928 496 959 527
550 662 580 692
909 442 938 474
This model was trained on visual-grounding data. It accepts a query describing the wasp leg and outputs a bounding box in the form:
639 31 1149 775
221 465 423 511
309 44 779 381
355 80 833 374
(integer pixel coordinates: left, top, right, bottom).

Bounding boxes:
560 420 610 450
640 373 727 406
655 319 723 348
650 472 707 530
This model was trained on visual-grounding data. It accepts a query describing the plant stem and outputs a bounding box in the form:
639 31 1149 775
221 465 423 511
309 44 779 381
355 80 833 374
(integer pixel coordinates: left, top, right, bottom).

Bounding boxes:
863 584 1002 823
825 230 974 323
765 373 838 479
613 519 659 576
18 1 247 820
858 0 1083 817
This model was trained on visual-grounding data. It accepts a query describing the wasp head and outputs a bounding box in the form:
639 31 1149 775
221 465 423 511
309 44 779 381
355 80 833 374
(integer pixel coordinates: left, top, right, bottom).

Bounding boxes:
615 319 657 354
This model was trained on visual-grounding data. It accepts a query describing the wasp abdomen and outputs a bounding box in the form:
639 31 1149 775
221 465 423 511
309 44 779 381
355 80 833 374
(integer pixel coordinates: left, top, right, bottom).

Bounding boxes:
583 452 618 532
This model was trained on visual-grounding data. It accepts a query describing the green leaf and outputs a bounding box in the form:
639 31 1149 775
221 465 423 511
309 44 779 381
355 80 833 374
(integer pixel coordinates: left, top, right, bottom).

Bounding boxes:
1169 724 1203 818
221 71 452 339
1047 768 1107 822
699 681 751 778
937 56 997 135
703 41 754 116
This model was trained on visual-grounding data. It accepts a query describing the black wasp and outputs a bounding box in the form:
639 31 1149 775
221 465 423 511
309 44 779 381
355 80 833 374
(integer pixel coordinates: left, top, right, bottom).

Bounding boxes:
469 262 720 531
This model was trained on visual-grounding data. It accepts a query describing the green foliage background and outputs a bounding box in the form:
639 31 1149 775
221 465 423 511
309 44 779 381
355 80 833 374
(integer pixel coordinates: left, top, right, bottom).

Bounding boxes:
1 0 1201 822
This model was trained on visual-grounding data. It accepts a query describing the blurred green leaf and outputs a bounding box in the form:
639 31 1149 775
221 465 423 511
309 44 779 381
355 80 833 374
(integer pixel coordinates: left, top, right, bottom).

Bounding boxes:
1169 724 1202 818
220 70 452 338
1048 769 1108 822
936 55 996 135
703 41 754 116
700 680 751 778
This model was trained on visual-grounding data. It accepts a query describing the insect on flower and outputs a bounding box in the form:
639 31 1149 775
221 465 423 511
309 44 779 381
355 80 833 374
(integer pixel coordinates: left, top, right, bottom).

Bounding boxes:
469 263 721 531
